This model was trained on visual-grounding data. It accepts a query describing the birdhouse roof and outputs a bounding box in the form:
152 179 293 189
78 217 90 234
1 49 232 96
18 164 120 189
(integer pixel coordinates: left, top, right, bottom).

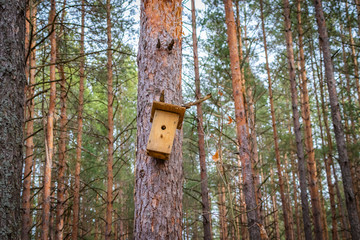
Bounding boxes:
150 101 186 129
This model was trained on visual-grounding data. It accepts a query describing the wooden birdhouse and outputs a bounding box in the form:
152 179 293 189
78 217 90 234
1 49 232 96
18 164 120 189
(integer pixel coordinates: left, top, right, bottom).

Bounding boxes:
146 101 186 160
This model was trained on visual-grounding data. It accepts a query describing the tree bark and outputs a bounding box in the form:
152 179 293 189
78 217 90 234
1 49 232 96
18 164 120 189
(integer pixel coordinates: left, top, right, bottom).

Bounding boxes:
134 0 183 239
72 1 85 238
223 0 260 238
22 2 36 239
105 0 114 238
260 1 294 238
42 0 57 238
190 1 212 239
282 0 313 239
313 0 360 238
0 0 26 239
296 1 324 238
56 1 67 238
269 168 281 240
345 0 360 106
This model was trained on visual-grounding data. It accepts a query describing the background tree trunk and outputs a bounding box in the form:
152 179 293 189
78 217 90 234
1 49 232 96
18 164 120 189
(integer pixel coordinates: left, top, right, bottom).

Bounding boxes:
22 2 37 239
134 0 184 239
190 0 212 239
42 0 57 238
282 0 313 239
72 1 85 238
223 0 261 238
313 0 360 238
105 0 114 238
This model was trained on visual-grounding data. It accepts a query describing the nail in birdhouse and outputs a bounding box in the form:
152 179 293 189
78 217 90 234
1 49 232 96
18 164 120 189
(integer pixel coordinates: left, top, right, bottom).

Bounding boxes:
146 101 186 160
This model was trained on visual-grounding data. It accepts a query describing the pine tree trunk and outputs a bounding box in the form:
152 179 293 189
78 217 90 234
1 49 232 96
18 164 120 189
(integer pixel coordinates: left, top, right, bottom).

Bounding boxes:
345 0 360 106
0 0 26 238
282 0 313 239
290 156 302 239
296 2 324 238
260 1 294 238
223 0 260 238
22 3 37 239
42 0 57 238
134 0 183 238
269 168 281 240
72 1 85 238
218 182 228 240
313 0 360 238
105 0 114 238
190 1 212 238
55 1 68 238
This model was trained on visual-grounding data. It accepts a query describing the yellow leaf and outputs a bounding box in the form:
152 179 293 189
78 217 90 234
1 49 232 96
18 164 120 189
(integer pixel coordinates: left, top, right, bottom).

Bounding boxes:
212 150 219 162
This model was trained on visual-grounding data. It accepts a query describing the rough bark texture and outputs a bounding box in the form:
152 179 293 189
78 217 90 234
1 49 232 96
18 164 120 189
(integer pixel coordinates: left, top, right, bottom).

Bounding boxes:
134 0 183 239
282 0 313 239
223 0 260 238
296 1 324 239
0 1 25 239
190 0 212 239
42 0 57 238
313 0 360 238
260 1 294 238
22 3 36 239
105 0 114 238
311 54 339 240
72 1 85 239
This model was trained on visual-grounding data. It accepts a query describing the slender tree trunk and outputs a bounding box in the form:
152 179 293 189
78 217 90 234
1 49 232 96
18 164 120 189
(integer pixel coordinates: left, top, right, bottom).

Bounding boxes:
134 0 183 238
282 0 313 239
345 0 360 105
313 0 360 238
290 156 302 239
22 3 37 239
270 168 281 240
190 1 212 238
72 1 85 238
237 155 248 240
296 2 324 239
260 1 294 238
0 0 25 238
56 1 67 238
105 0 114 238
42 0 57 238
223 0 260 238
218 182 228 240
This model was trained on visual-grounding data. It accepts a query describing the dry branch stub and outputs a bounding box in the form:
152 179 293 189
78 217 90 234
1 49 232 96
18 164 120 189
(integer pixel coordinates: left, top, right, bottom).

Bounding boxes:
146 101 186 160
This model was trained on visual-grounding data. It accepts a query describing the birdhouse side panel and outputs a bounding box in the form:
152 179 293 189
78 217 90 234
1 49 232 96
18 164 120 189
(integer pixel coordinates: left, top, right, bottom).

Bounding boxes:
146 110 180 158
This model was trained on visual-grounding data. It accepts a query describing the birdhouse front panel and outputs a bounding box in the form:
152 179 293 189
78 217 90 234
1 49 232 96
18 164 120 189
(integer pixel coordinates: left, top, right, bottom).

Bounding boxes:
146 110 180 160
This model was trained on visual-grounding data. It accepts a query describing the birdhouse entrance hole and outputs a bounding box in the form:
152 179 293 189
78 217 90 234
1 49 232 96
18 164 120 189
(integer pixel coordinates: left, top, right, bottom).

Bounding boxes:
146 101 186 160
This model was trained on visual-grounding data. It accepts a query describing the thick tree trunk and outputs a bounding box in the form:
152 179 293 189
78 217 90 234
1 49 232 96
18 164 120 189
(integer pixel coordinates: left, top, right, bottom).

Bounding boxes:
42 0 57 238
105 0 114 238
282 0 313 239
296 1 324 238
313 0 360 238
0 0 25 239
22 3 37 239
223 0 260 238
134 0 183 239
72 1 85 238
190 1 212 239
260 1 294 238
